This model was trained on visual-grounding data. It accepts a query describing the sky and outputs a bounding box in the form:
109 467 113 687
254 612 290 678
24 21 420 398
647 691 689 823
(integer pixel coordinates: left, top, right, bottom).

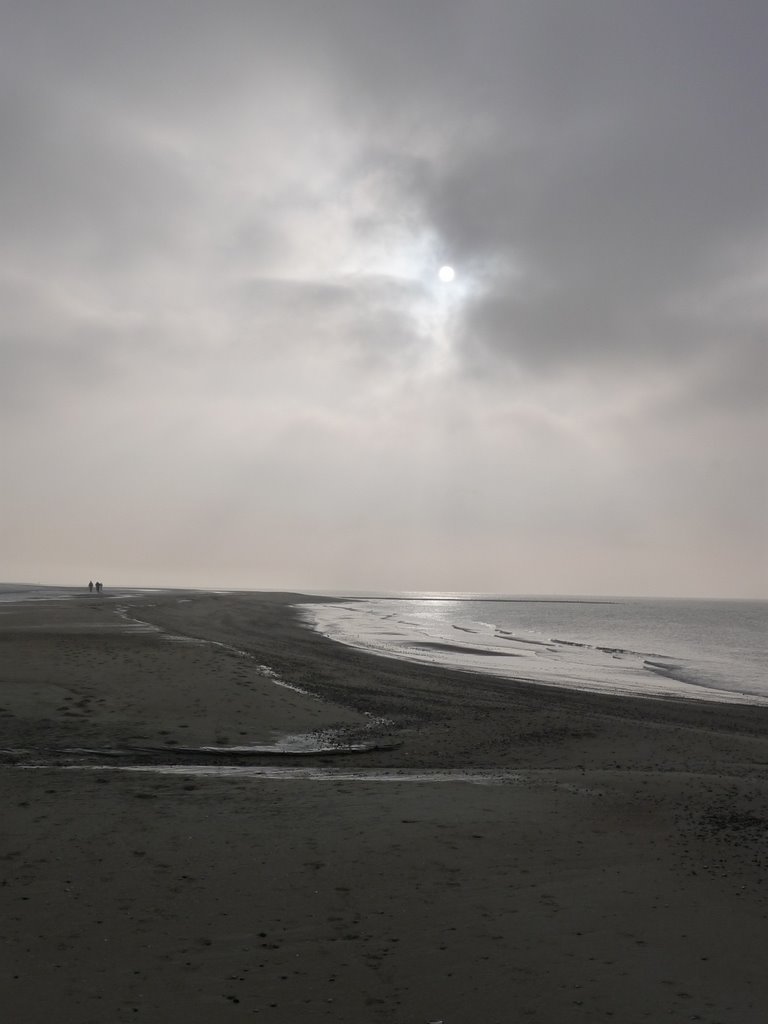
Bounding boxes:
1 0 766 597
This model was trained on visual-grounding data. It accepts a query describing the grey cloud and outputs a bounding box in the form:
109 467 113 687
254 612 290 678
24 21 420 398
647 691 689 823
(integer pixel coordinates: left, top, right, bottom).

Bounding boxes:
229 274 428 358
0 0 765 594
315 2 767 378
0 84 198 273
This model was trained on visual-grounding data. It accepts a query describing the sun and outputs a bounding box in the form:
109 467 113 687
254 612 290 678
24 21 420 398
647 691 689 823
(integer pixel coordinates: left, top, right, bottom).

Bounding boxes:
438 265 455 283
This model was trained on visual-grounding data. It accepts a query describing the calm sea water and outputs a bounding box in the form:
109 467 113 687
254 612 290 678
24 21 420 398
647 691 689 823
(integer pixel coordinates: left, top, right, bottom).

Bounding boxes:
302 595 768 706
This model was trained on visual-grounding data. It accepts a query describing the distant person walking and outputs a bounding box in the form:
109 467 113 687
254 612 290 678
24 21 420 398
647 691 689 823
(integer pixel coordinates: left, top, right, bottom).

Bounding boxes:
88 580 94 593
95 581 102 594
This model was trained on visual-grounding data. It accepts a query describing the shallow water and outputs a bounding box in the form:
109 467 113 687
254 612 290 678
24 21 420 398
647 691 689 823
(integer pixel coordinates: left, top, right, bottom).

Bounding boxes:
302 595 768 705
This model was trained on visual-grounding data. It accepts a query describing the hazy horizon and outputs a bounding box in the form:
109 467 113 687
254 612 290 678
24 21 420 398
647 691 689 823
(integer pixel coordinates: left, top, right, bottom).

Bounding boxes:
3 580 766 604
2 2 766 599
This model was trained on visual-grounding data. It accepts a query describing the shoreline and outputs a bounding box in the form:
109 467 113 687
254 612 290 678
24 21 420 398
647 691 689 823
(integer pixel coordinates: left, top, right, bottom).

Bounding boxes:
4 588 766 769
2 591 768 1022
134 590 768 763
300 593 768 708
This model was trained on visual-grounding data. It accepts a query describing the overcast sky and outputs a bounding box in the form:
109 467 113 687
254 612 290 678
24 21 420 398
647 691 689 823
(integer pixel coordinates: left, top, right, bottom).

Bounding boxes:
1 0 766 597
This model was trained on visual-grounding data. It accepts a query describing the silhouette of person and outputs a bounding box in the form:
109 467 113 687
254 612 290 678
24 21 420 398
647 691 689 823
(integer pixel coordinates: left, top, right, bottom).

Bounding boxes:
88 581 94 593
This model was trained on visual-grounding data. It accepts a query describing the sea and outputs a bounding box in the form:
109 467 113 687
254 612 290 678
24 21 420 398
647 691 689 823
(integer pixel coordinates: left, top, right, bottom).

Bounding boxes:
301 594 768 707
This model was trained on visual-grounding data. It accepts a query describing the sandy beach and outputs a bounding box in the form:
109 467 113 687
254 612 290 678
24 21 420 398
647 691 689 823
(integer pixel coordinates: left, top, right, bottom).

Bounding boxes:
2 591 767 1023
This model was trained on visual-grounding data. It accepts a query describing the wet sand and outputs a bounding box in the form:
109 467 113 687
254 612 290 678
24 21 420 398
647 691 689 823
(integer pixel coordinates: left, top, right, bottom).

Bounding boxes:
2 591 768 1022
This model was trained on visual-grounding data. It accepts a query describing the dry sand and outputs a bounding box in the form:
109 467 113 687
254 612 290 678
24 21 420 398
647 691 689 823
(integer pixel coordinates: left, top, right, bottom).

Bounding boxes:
1 591 767 1023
